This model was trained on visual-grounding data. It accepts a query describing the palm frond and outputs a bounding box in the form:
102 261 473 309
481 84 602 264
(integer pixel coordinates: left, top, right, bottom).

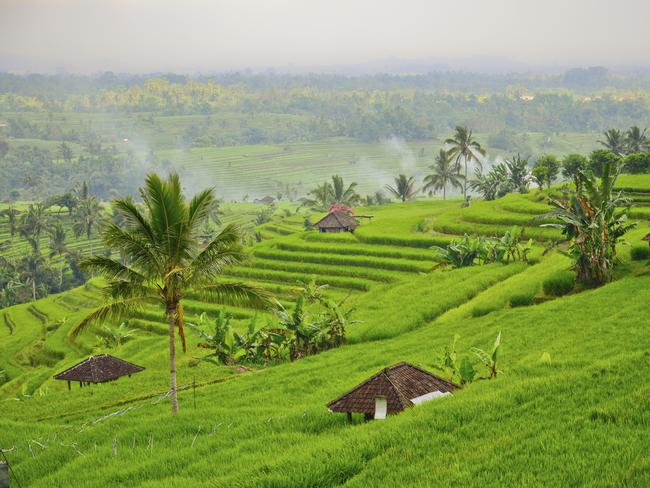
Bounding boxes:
199 282 273 310
73 296 154 337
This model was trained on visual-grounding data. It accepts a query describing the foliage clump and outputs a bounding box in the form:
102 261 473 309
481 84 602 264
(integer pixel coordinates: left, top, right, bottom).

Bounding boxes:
630 244 650 261
435 333 503 385
190 278 356 366
542 271 576 297
433 226 532 268
509 292 535 308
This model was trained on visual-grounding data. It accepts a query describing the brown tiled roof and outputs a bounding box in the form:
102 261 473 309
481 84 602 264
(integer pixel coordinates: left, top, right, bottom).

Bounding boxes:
53 354 144 383
642 233 650 242
327 362 458 415
315 211 359 230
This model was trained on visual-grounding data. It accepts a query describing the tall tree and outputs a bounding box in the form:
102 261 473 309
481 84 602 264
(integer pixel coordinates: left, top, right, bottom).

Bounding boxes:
48 221 69 286
74 173 270 414
20 203 49 254
0 205 20 240
598 129 625 155
561 154 588 193
624 126 648 153
504 154 531 194
445 126 486 197
423 149 463 200
73 193 101 242
57 142 74 163
532 155 560 189
385 174 417 202
330 175 361 207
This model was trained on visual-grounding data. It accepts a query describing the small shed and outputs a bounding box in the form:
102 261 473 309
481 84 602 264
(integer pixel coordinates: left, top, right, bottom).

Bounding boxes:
328 362 458 421
643 233 650 248
315 211 359 233
54 354 144 389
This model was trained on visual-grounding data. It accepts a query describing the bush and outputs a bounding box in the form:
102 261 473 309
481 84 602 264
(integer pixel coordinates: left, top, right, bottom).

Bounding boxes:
471 304 498 317
543 271 575 297
510 292 535 307
630 244 650 261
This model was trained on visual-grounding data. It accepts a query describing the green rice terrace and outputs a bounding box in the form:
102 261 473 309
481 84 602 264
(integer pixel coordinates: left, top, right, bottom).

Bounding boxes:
2 172 650 486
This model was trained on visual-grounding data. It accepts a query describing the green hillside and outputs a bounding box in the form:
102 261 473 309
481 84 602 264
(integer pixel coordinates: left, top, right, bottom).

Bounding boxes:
2 185 650 486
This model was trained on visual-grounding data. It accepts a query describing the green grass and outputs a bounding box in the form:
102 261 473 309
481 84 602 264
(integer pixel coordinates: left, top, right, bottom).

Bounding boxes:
2 192 650 486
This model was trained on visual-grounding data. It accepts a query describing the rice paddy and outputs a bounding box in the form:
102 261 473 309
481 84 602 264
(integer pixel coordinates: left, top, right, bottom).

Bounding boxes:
1 178 650 486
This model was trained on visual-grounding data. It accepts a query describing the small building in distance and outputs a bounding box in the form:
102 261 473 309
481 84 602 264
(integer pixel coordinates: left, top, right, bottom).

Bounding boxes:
643 233 650 248
54 354 145 389
315 211 359 233
328 362 458 421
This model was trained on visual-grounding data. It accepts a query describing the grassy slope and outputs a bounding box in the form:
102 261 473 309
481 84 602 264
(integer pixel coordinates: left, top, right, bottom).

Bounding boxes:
1 189 650 487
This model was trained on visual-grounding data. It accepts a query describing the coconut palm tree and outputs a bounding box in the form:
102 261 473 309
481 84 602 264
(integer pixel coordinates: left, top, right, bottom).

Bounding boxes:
301 182 333 210
423 149 463 200
0 205 20 240
598 129 625 155
301 175 360 210
624 126 648 153
74 173 271 414
72 193 101 243
385 174 417 202
48 221 69 286
330 175 361 207
20 203 50 254
445 126 486 197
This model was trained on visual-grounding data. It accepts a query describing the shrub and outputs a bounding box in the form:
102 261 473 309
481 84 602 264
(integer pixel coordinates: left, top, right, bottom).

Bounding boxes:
510 292 535 307
630 244 650 261
471 304 498 317
543 271 575 297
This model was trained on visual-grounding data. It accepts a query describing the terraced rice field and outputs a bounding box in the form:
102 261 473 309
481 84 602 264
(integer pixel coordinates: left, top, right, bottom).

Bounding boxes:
4 176 650 486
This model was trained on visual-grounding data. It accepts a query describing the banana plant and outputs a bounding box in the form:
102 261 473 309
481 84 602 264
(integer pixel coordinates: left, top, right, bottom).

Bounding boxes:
471 332 502 379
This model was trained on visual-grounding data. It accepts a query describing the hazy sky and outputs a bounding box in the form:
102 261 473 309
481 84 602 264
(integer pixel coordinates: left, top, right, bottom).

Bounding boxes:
1 0 649 73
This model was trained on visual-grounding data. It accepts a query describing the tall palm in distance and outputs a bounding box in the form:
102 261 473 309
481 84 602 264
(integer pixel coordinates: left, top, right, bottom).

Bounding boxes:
75 173 271 414
302 175 360 210
48 221 70 286
20 203 50 254
445 126 486 197
624 126 648 153
598 129 626 155
423 149 463 200
331 175 360 206
386 174 417 202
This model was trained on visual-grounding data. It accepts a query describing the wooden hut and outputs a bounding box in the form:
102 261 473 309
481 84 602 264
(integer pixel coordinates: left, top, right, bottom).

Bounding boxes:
315 211 359 233
54 354 144 390
328 362 458 421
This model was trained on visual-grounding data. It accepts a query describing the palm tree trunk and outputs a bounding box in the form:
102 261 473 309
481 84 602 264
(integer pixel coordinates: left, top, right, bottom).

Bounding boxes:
167 310 179 414
32 279 36 301
464 159 468 197
443 185 446 200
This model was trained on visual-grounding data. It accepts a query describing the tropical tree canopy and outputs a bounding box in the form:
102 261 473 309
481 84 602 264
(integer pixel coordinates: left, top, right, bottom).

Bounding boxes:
423 149 463 200
301 175 360 210
76 173 271 414
445 126 486 197
598 128 626 155
385 174 417 202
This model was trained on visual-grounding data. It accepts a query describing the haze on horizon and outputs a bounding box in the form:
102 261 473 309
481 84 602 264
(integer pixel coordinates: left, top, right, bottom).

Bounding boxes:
1 0 649 74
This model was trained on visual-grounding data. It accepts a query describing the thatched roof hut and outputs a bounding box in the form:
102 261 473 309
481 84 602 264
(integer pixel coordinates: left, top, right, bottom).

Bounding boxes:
315 211 359 233
328 362 458 421
54 354 144 389
642 233 650 242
